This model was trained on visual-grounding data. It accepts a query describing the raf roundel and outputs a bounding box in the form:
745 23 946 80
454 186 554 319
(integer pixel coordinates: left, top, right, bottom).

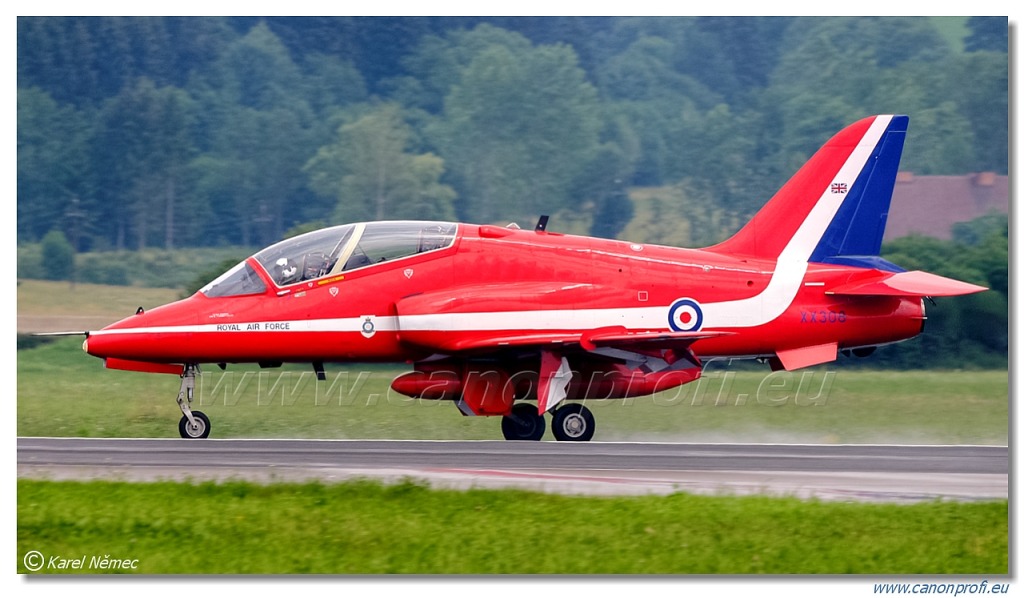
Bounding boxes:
668 298 703 332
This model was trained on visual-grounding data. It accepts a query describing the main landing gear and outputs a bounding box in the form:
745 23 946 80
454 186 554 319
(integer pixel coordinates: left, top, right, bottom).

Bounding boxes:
176 363 211 439
550 403 595 442
500 403 595 442
501 403 546 441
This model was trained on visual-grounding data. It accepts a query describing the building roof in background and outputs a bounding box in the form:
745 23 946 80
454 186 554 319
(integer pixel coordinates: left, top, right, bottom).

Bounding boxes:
885 172 1008 241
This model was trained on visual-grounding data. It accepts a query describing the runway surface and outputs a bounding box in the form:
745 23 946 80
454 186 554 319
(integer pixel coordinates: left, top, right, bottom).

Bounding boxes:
18 437 1008 503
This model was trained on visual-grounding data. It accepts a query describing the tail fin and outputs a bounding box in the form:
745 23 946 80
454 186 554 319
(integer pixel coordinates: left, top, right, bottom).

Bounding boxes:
708 115 908 267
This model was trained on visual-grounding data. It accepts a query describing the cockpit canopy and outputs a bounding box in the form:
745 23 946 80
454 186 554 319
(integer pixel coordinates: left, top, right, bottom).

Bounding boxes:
200 221 457 298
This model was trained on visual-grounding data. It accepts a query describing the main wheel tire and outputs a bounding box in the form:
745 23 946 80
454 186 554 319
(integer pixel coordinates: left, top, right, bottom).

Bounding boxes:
551 403 595 442
178 411 211 439
500 403 546 441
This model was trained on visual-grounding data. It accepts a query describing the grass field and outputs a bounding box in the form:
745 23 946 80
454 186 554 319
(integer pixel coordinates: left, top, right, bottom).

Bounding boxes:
17 478 1007 574
17 279 182 333
17 337 1008 443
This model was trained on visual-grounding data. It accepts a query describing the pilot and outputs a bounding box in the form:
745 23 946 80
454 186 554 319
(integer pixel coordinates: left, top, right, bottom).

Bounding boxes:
274 258 300 285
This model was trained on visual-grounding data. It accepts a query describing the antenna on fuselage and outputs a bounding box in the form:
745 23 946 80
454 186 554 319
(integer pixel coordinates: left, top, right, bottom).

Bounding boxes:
535 215 549 232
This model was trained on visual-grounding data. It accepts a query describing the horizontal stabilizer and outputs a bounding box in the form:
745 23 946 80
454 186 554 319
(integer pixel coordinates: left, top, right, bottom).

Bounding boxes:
826 271 987 297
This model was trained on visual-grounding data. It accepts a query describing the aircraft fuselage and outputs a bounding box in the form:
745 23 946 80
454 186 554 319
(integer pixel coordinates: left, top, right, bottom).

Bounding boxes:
85 222 924 366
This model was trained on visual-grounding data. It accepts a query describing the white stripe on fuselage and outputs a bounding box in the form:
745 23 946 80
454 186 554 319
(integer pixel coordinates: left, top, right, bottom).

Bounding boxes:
88 317 400 336
700 114 892 327
91 117 891 339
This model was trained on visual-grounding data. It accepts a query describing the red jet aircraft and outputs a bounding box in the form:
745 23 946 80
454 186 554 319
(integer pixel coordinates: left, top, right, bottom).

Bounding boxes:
79 114 985 441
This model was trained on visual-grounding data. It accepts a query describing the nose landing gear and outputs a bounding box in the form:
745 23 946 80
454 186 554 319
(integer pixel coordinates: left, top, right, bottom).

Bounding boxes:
176 363 211 439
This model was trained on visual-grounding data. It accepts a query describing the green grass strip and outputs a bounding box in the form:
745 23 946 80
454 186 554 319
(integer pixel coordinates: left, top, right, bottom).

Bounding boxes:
18 338 1009 444
18 479 1007 574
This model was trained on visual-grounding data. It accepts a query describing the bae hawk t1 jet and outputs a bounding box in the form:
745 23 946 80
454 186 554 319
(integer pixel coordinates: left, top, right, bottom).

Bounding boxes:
76 115 986 440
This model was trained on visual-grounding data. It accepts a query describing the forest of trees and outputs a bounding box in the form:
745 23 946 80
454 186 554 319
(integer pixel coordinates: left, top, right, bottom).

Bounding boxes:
18 16 1008 251
17 17 1009 368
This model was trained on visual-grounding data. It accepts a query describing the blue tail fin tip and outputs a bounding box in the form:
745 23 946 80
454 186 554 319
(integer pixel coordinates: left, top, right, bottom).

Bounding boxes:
809 115 909 264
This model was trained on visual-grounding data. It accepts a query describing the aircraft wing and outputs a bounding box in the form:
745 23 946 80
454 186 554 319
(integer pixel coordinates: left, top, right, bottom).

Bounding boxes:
416 331 587 353
405 328 729 354
826 270 987 297
581 328 731 351
395 286 727 355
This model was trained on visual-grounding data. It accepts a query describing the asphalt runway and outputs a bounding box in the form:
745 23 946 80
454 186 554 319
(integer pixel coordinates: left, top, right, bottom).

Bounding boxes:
17 437 1008 503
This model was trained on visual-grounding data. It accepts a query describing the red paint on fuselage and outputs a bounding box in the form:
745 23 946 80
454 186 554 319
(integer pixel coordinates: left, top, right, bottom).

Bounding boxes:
85 223 924 366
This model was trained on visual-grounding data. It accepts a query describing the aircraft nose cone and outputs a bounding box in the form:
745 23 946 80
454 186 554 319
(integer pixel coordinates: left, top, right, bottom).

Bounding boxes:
84 297 199 362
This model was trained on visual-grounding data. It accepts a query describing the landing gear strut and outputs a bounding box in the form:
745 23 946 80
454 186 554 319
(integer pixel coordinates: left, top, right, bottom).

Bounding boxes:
551 403 595 442
500 403 546 441
176 363 211 439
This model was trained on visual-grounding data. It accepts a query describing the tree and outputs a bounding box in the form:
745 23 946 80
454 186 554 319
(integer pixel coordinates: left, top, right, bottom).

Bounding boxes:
429 36 603 224
17 87 93 245
964 17 1007 52
597 35 715 185
879 212 1008 368
15 16 1010 259
305 104 456 223
92 78 197 250
191 21 304 113
40 229 74 280
149 84 197 248
950 51 1008 173
577 142 635 239
187 22 318 247
760 17 986 184
300 52 368 118
898 102 975 175
953 213 1008 297
18 17 233 108
670 104 762 222
190 106 313 247
952 211 1008 246
387 24 534 114
690 17 793 103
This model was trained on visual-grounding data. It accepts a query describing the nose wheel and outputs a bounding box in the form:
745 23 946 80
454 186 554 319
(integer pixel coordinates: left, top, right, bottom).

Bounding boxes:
176 364 211 439
178 410 211 439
